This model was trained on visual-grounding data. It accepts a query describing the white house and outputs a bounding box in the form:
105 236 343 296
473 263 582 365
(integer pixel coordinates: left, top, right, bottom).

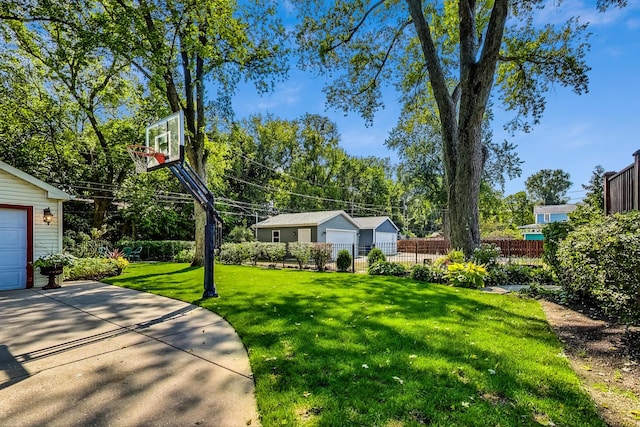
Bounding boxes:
0 160 72 290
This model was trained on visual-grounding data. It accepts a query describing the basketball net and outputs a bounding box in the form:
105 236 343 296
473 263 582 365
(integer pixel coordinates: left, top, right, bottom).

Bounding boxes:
127 145 167 173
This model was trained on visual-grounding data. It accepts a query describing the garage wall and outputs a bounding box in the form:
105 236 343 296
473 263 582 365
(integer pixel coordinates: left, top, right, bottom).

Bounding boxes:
0 169 64 288
317 215 359 243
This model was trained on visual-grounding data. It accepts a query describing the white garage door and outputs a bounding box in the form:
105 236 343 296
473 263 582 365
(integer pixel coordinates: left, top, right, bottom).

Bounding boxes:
0 208 27 291
325 229 357 260
375 232 397 255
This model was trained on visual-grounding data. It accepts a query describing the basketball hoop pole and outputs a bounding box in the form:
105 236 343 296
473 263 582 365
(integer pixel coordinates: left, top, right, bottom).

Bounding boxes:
169 163 223 299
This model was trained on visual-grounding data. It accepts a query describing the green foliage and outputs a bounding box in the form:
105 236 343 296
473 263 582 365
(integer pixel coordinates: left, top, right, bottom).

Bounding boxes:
569 165 605 227
173 248 195 263
433 249 465 268
34 253 76 268
557 211 640 323
409 264 446 283
310 243 332 272
470 243 502 269
219 243 250 265
542 222 574 273
247 242 266 266
117 240 194 261
525 169 572 205
63 257 126 281
262 243 286 265
367 247 386 266
227 226 255 243
446 262 487 288
368 261 407 276
288 242 312 269
336 249 352 272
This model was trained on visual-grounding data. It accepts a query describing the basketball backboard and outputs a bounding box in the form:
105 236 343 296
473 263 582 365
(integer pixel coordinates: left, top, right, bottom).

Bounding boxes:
145 110 184 171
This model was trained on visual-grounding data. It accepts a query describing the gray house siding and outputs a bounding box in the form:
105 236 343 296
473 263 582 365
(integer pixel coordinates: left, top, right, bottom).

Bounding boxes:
317 216 359 243
359 229 374 247
257 226 319 243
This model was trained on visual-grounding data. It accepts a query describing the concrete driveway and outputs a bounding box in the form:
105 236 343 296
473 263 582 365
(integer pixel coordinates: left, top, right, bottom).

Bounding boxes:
0 281 259 426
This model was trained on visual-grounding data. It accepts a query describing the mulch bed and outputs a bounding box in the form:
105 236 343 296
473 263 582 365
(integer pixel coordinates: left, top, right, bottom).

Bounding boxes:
539 299 640 426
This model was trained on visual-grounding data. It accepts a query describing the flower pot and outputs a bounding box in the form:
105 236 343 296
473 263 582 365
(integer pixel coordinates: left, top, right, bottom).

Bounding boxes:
40 265 64 289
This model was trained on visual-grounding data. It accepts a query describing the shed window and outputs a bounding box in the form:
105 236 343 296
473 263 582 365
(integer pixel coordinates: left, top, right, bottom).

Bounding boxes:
543 213 550 223
272 230 280 243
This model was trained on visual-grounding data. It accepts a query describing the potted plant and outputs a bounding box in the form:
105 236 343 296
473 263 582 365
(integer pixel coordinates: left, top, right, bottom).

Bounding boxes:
33 253 76 289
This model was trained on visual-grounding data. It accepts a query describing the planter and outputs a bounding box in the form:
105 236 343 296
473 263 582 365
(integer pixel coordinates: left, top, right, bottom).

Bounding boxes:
40 265 64 289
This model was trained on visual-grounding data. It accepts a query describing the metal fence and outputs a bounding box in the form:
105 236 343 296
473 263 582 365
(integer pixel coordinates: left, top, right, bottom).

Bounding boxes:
265 240 542 273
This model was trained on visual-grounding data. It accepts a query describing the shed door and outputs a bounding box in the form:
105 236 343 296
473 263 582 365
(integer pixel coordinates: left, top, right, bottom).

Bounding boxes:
375 232 397 255
0 208 27 290
298 228 311 243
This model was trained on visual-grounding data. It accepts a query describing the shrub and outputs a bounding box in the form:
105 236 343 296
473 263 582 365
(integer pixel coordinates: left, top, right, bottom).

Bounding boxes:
174 248 195 263
219 243 249 265
247 242 265 266
263 243 286 266
470 243 501 269
368 261 407 276
557 211 640 323
542 222 573 274
446 262 487 288
433 249 465 268
367 248 386 266
289 242 312 269
409 264 446 283
227 225 255 243
336 249 352 272
311 243 332 272
117 240 194 261
63 257 126 281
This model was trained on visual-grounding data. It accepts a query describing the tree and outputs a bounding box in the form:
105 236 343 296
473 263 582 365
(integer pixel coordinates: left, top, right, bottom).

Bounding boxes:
525 169 572 205
88 0 288 265
504 191 534 226
569 165 605 226
294 0 622 255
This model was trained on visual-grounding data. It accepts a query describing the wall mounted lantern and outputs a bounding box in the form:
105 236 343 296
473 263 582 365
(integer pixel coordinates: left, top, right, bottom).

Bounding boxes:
43 207 53 225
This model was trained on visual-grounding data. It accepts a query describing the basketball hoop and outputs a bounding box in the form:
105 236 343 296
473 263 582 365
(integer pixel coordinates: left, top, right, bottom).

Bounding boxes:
127 144 167 173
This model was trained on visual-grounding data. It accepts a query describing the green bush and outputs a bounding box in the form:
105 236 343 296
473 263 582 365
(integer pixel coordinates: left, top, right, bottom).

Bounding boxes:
288 242 312 269
227 225 255 243
557 211 640 323
173 248 195 263
219 243 249 265
368 261 407 276
336 249 352 272
542 222 573 274
117 240 194 261
367 248 386 266
409 264 446 283
470 243 501 269
446 262 487 288
263 243 286 266
247 242 265 266
433 249 465 268
63 257 126 281
311 243 332 272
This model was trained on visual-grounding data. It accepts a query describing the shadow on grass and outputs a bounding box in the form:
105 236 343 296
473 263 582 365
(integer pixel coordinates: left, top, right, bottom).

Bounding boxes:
109 263 604 427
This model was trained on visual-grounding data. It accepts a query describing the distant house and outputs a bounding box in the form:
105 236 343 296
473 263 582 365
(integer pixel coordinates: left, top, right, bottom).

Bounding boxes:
353 216 399 255
0 160 72 290
518 204 577 240
253 210 360 248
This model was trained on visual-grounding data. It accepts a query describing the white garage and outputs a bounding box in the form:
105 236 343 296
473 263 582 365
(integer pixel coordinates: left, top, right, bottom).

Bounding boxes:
353 216 400 256
0 160 71 290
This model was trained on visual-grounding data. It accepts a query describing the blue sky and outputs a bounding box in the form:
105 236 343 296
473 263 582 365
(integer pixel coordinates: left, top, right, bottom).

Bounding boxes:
233 1 640 201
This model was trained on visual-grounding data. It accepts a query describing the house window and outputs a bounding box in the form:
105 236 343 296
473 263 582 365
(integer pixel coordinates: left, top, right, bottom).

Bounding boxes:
543 213 550 223
272 230 280 243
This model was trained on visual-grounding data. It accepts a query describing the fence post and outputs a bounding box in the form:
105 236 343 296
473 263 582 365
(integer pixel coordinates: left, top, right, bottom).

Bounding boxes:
351 243 355 273
634 150 640 211
415 241 418 264
603 171 616 215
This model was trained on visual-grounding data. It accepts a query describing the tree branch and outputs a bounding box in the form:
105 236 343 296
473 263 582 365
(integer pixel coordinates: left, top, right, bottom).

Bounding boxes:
324 0 385 52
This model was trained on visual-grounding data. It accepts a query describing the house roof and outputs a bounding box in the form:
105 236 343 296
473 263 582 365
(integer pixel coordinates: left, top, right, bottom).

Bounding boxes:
254 210 359 229
533 204 577 215
353 216 399 231
0 160 72 200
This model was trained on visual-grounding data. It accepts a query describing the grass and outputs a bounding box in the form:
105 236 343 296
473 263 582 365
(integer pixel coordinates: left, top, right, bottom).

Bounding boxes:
104 263 603 427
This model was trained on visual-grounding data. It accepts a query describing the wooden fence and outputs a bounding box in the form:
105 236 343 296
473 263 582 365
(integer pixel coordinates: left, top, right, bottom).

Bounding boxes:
604 150 640 215
397 239 544 258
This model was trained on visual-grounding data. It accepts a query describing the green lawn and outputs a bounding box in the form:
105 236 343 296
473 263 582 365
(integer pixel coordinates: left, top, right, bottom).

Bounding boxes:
104 263 602 427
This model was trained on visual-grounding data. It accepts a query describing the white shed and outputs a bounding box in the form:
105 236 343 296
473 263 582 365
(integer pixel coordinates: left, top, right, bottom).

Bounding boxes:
0 160 72 290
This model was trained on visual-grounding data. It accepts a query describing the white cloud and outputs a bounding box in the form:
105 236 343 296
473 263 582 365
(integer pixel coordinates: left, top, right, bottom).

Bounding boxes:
532 0 640 27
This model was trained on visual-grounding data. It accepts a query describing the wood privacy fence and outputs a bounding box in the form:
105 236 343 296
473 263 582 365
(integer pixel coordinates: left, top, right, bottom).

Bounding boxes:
397 239 544 258
604 150 640 215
